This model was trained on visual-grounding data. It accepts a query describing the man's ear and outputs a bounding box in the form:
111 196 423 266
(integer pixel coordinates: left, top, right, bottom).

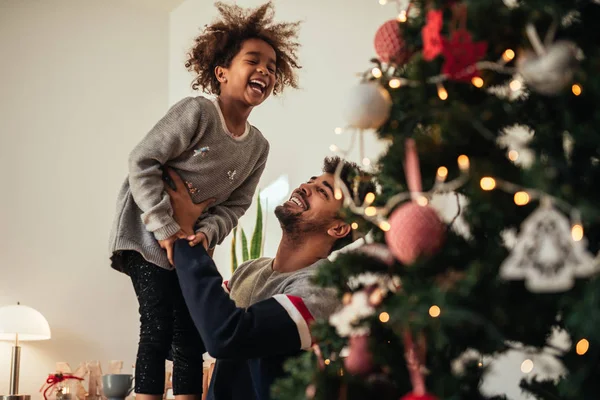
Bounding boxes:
214 65 227 83
327 220 351 240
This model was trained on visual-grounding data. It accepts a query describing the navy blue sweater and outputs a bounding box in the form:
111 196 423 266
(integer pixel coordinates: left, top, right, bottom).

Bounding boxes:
174 241 312 400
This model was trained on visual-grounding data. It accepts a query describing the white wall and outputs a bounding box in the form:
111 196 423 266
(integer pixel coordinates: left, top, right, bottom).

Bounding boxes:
170 0 391 278
0 0 169 396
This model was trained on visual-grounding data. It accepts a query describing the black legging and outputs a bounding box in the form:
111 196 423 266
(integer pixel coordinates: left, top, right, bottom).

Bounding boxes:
124 251 204 395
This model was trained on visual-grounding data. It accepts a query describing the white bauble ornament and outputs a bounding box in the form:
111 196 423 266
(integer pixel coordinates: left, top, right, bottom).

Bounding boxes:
500 199 599 292
343 81 392 130
517 40 579 96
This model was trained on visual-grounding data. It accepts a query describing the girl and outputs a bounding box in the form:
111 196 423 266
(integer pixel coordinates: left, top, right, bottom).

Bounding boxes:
108 2 301 399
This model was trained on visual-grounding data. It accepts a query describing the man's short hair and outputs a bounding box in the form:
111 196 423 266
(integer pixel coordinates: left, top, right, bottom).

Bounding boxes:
322 156 375 253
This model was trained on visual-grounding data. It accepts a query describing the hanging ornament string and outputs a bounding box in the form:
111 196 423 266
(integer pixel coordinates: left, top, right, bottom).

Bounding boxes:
40 373 84 400
403 331 428 396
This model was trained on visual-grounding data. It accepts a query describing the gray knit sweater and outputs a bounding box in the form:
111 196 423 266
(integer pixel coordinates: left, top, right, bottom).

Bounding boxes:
109 96 269 271
228 257 340 321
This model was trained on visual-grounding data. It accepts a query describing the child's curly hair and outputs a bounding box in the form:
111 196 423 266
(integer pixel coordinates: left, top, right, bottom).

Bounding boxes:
185 1 301 95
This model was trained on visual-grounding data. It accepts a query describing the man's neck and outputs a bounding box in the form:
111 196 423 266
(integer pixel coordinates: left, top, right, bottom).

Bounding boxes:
218 96 252 136
272 234 331 273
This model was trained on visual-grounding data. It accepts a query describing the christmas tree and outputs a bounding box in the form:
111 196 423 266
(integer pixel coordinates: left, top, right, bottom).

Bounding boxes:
272 0 600 399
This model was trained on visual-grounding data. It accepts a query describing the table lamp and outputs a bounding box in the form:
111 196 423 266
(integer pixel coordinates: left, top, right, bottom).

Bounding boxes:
0 303 51 400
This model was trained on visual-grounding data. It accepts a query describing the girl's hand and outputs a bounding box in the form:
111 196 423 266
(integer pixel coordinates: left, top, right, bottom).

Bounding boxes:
164 168 216 233
187 232 209 249
159 229 189 265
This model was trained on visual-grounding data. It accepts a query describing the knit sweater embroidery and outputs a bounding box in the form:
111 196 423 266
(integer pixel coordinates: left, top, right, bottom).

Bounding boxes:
109 96 269 270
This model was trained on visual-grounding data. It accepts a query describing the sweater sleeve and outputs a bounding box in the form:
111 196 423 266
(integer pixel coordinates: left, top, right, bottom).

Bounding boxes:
194 142 269 248
128 97 204 241
174 240 308 360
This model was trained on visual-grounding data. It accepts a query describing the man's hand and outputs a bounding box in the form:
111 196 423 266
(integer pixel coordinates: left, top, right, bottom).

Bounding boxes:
159 229 189 265
164 168 215 233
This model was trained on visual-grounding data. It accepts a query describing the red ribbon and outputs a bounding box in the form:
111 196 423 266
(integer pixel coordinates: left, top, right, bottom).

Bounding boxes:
40 373 84 400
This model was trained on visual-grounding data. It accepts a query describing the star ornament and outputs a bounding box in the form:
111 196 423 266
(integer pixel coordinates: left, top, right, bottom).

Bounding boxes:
441 29 488 82
422 10 444 61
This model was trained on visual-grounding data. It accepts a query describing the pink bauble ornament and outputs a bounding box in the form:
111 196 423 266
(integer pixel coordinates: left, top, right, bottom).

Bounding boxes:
400 393 439 400
344 335 374 375
374 20 412 65
385 203 446 265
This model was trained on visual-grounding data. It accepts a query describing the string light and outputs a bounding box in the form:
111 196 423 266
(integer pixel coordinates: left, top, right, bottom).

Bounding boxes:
379 221 391 231
508 150 519 161
389 78 401 89
437 166 449 180
429 305 441 318
457 155 470 170
521 359 534 373
572 84 582 96
397 10 407 22
365 192 376 204
502 49 515 62
471 76 484 88
510 79 522 91
437 84 448 100
576 339 589 355
334 127 343 135
379 312 390 323
324 359 331 365
351 222 359 230
514 191 530 206
365 206 377 216
362 157 371 166
329 144 338 152
571 224 584 242
480 177 496 191
334 188 343 200
416 196 429 206
372 67 383 78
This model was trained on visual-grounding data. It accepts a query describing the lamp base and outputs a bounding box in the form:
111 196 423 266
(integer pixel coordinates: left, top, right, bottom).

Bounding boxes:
0 395 31 400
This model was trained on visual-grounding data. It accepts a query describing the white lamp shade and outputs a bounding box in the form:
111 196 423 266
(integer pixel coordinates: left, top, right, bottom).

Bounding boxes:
0 304 51 341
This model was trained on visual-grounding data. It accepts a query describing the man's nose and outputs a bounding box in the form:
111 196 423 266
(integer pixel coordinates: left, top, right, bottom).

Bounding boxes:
298 183 311 196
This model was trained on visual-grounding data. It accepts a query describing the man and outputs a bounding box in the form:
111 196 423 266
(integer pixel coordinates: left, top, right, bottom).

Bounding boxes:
166 157 374 400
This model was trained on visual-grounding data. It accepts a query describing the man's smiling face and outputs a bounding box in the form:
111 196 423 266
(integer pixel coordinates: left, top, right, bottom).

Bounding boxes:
275 173 344 235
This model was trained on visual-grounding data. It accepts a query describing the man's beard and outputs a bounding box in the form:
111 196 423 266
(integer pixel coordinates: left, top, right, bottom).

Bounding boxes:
274 205 328 242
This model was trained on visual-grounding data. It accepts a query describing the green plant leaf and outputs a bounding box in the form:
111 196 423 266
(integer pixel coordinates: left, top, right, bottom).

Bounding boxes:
231 226 238 273
241 228 249 262
251 192 263 259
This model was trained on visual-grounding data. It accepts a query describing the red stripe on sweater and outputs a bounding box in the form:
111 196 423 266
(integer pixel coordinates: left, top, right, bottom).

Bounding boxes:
286 295 314 325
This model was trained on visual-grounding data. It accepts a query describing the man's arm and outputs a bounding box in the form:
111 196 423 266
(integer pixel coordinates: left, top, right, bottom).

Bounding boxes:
173 240 313 359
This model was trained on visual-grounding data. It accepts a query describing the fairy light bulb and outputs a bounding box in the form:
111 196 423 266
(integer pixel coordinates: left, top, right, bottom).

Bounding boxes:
334 188 343 200
365 206 377 216
334 127 343 135
510 79 522 91
508 150 519 161
397 10 407 22
416 196 429 206
576 339 589 355
379 221 391 231
514 191 530 206
429 305 441 318
572 224 584 242
379 0 387 4
372 67 383 78
480 177 496 191
362 157 371 166
364 192 376 205
329 144 338 152
502 49 515 62
351 222 359 230
521 359 534 373
437 166 448 181
324 359 331 366
379 312 390 323
389 78 401 89
572 84 582 96
471 76 484 88
437 84 448 100
457 155 470 170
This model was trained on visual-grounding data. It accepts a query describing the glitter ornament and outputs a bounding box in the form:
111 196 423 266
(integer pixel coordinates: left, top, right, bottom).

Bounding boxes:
343 81 392 130
374 20 412 65
517 40 579 95
386 203 446 265
344 334 375 375
500 199 598 292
